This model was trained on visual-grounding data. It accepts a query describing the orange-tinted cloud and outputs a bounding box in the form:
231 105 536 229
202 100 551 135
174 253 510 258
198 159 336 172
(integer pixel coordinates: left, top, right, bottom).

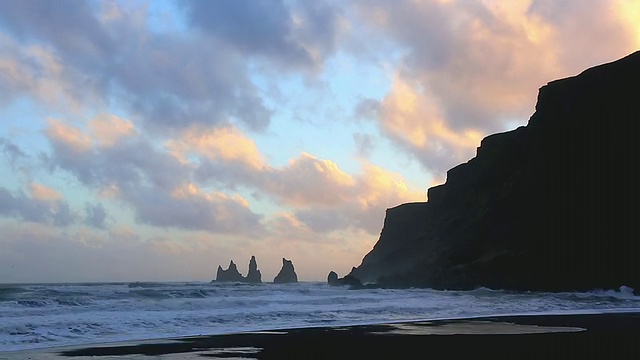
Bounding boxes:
356 0 639 179
43 119 264 234
262 153 356 207
290 162 424 234
89 114 135 146
29 182 62 201
169 125 422 215
167 125 265 169
46 119 92 154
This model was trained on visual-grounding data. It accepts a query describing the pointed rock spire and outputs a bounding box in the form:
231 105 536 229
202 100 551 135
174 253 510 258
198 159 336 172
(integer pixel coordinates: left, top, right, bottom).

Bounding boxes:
273 258 298 283
244 255 262 283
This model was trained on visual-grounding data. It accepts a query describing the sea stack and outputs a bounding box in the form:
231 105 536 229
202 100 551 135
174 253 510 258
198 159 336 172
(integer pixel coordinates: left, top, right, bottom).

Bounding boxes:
215 260 244 282
273 258 298 283
327 270 363 288
244 255 262 283
327 271 339 285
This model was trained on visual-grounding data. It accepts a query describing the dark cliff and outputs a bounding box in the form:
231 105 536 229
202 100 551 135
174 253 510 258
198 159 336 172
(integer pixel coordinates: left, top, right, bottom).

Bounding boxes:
349 51 640 292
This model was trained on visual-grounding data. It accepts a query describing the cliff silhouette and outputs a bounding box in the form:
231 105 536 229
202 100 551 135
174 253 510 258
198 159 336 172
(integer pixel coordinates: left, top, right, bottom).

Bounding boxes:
349 50 640 292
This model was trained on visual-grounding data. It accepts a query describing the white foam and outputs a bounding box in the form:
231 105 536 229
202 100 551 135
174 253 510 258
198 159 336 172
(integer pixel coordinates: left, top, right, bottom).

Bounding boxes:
1 282 639 352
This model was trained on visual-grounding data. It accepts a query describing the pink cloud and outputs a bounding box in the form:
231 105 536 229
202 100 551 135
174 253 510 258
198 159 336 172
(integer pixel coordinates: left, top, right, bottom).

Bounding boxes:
355 0 639 178
29 182 62 201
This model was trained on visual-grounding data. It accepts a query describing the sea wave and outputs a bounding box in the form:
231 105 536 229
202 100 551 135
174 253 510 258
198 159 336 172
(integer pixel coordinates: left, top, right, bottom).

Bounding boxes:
1 282 640 352
0 286 29 301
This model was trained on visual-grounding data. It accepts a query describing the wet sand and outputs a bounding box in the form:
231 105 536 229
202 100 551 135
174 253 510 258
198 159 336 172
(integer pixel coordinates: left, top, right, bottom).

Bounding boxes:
2 312 639 359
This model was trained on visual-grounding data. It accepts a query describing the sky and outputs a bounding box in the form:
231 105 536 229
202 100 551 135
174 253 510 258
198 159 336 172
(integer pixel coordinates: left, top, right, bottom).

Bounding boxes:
1 0 639 283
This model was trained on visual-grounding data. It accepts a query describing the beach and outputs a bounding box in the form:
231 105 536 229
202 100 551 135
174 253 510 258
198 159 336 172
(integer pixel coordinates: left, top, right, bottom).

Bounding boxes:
3 312 639 359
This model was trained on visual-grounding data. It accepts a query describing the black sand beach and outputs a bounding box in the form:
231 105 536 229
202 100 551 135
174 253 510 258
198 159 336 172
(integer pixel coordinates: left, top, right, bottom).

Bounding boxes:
2 312 639 359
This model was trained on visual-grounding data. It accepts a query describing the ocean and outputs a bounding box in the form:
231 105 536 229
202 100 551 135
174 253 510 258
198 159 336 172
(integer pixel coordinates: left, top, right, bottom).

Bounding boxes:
1 281 639 352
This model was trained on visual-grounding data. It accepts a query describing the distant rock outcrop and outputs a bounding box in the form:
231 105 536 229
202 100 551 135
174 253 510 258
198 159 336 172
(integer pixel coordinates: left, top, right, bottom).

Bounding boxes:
327 271 339 285
349 51 640 292
212 256 263 283
244 255 262 283
273 258 298 283
215 260 244 282
327 270 363 288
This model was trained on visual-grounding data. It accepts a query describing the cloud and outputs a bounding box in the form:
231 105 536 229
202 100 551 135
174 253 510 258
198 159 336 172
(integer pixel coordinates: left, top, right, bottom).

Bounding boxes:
114 34 274 131
0 0 113 63
0 0 347 135
29 182 62 201
43 118 422 236
0 34 96 110
184 0 300 60
167 125 265 170
528 0 637 69
353 132 374 158
43 119 264 234
263 153 356 207
89 114 136 146
377 77 484 174
0 0 275 131
0 137 26 165
52 200 74 226
45 118 179 189
172 127 355 206
0 186 73 226
352 0 639 178
266 161 423 234
2 0 425 238
134 183 263 234
182 0 343 70
46 118 92 153
84 202 108 228
167 125 423 234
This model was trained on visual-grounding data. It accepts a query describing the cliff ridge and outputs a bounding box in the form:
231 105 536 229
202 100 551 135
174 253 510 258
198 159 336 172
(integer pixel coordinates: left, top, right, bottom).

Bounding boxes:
349 51 640 292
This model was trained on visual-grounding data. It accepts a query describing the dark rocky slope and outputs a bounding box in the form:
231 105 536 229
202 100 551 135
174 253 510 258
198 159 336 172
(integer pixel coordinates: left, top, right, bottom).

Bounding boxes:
349 51 640 292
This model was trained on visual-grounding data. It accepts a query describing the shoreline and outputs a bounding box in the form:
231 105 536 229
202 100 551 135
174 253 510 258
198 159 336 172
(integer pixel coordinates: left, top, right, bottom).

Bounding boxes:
3 312 640 359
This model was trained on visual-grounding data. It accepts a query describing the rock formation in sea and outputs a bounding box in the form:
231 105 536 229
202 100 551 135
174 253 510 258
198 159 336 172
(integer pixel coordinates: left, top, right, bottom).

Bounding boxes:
244 255 262 283
273 258 298 283
327 271 339 285
215 260 245 282
327 270 363 288
213 256 263 283
349 51 640 292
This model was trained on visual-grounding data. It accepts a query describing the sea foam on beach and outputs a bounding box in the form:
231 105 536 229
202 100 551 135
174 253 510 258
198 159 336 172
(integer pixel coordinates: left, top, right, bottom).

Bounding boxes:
1 281 639 352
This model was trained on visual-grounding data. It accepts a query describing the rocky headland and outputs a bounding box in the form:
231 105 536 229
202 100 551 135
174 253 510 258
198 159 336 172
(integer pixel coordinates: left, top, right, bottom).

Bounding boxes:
349 51 640 292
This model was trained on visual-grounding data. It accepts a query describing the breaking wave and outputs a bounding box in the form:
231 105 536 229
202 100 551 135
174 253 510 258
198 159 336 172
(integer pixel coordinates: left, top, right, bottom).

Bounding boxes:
1 282 639 352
